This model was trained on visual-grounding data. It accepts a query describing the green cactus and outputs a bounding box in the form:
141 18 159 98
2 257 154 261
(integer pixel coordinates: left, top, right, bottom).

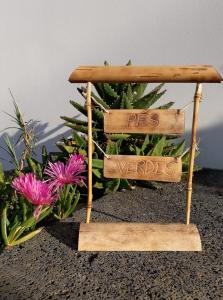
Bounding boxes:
59 61 194 194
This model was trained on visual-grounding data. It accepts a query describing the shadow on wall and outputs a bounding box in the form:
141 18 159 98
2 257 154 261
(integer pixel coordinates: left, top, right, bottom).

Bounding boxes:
187 122 223 170
0 121 71 170
1 120 223 171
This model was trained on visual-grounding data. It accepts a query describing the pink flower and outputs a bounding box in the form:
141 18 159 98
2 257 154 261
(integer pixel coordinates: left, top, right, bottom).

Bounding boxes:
44 154 86 190
12 173 58 219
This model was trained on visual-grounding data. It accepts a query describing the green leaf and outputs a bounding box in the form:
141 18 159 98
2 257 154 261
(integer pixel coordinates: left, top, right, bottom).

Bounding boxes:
126 85 133 102
138 180 162 189
60 116 88 126
36 207 53 223
133 83 166 109
93 108 104 121
7 223 21 244
57 144 75 154
19 197 27 222
27 157 37 174
72 131 86 147
106 141 119 155
63 192 80 219
103 83 119 99
35 161 42 178
149 136 167 156
41 145 48 165
19 216 36 230
110 97 122 109
135 146 141 155
0 162 4 183
1 205 9 246
10 228 43 246
119 179 132 190
105 178 120 193
79 149 87 156
156 101 174 109
120 92 133 109
93 182 104 189
141 135 150 153
105 134 130 141
65 123 97 134
92 168 102 178
126 59 132 66
70 100 87 117
92 159 103 169
91 92 110 109
132 83 148 100
182 151 190 166
2 135 19 168
171 140 185 157
93 83 105 99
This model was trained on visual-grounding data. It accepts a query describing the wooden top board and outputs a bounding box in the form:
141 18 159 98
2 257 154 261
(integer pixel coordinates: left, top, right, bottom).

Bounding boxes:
69 65 222 83
104 109 184 135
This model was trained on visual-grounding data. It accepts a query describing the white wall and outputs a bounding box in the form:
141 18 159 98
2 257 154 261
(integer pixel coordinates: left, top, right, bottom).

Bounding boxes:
0 0 223 169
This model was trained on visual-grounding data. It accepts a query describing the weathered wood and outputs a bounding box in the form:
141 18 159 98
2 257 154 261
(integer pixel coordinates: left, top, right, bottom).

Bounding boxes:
104 155 182 182
69 65 222 83
78 223 202 251
104 109 184 134
86 82 93 223
186 83 202 225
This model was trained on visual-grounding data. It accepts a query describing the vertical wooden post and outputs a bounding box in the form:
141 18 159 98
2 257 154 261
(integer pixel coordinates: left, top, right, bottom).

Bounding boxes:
86 82 93 223
186 83 202 225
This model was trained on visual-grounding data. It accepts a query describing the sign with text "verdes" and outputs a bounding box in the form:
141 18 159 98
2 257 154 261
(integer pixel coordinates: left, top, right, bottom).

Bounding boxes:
104 155 182 182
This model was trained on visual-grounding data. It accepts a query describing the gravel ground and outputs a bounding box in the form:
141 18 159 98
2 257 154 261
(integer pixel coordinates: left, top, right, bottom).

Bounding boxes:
0 169 223 300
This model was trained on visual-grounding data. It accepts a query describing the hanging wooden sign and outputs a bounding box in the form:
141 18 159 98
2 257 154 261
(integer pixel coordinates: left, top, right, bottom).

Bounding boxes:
104 109 184 134
104 155 182 182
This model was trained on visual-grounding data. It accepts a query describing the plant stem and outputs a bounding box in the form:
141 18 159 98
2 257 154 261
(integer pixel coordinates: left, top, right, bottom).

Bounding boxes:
1 206 9 246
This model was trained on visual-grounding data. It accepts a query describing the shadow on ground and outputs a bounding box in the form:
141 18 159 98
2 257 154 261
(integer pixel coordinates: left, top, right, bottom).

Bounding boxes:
46 222 80 250
193 168 223 191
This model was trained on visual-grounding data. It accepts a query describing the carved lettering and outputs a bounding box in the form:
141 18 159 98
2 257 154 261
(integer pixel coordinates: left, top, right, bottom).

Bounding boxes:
117 161 127 174
104 155 182 183
114 159 178 177
127 113 159 128
128 114 138 127
104 109 184 134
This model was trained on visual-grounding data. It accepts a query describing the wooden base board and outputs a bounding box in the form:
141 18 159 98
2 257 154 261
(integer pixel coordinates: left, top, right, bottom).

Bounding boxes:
78 223 202 251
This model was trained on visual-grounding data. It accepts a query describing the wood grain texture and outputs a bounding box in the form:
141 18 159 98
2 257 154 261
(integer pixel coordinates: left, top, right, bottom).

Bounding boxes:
104 155 182 182
78 223 202 251
69 65 222 83
104 109 184 134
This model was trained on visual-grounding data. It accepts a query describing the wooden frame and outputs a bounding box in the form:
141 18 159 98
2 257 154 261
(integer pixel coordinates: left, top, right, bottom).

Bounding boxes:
68 65 222 251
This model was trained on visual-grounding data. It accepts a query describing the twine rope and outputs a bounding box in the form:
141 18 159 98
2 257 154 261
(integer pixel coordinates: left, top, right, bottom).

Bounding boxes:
180 97 203 112
177 139 200 159
92 139 110 159
82 86 109 113
91 97 110 113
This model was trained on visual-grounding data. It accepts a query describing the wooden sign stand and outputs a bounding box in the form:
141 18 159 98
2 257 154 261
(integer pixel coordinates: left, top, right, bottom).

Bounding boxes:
69 65 222 251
